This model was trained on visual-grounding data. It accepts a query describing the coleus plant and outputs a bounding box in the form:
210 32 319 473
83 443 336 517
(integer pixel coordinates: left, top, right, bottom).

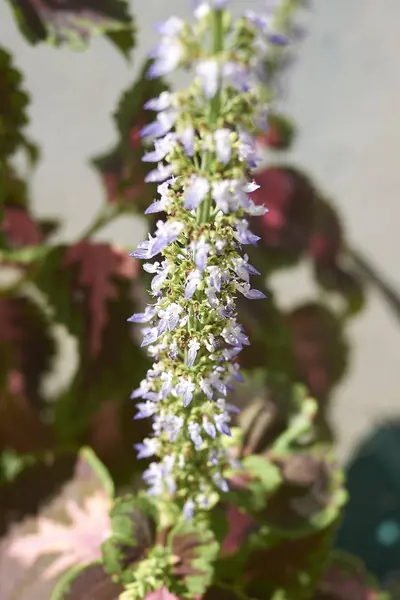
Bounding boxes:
0 0 396 599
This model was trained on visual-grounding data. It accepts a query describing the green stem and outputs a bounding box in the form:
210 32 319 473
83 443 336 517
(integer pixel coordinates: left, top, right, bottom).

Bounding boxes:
197 8 224 226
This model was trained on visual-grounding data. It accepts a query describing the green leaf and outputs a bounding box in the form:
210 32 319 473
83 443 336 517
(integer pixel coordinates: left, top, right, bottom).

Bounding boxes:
0 47 31 159
168 522 219 598
5 0 136 55
92 60 169 212
242 455 282 493
51 561 124 600
102 494 156 583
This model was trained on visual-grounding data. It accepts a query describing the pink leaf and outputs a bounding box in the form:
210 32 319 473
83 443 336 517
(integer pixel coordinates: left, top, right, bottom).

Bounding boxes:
145 587 181 600
63 242 138 356
0 448 113 597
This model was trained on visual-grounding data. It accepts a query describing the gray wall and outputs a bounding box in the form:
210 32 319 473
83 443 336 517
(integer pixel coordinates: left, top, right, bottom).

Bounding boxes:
1 0 399 460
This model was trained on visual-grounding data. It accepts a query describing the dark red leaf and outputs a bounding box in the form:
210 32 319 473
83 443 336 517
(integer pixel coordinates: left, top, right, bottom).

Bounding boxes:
250 167 316 269
63 242 138 357
3 206 42 247
287 303 348 403
6 0 135 54
57 563 123 600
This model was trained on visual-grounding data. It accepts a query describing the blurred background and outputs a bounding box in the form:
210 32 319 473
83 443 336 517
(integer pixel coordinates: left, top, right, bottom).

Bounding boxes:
1 0 399 461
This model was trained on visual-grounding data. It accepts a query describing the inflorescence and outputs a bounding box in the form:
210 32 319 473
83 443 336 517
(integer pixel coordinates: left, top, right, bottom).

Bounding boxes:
129 0 289 519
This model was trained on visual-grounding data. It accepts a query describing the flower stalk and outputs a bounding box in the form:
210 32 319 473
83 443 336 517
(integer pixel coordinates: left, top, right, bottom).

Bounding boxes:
129 0 297 522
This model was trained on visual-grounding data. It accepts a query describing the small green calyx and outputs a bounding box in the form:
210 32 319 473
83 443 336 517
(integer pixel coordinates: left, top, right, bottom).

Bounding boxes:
119 545 174 600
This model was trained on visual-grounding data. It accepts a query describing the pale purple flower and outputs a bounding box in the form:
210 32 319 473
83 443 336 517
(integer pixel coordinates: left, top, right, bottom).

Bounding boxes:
169 340 179 360
235 282 267 300
135 401 158 420
222 323 250 347
155 16 184 37
188 422 203 450
194 239 210 272
185 269 202 299
141 111 177 139
143 261 161 274
234 220 261 245
145 164 175 184
161 414 184 441
184 176 210 210
179 125 195 157
188 338 200 367
141 327 160 347
145 197 170 215
176 378 196 408
142 133 177 163
144 91 172 112
238 130 260 168
134 438 159 459
212 180 232 213
207 265 222 292
151 267 170 296
203 419 216 439
214 128 232 164
158 302 183 332
132 220 184 260
222 61 251 92
142 462 164 495
183 499 196 521
196 59 220 99
200 377 213 400
160 372 174 399
147 38 183 79
215 413 232 437
131 378 152 399
213 472 229 492
127 305 156 323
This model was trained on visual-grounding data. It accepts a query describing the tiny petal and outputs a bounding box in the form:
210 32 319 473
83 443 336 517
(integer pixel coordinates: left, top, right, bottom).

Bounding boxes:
188 422 203 450
145 164 174 184
144 91 172 111
183 499 196 521
155 16 184 37
179 126 195 157
196 59 220 99
147 38 182 79
195 239 210 272
245 288 267 300
141 327 159 347
214 128 232 164
203 420 216 439
184 176 210 210
188 338 200 367
185 269 202 299
141 111 177 139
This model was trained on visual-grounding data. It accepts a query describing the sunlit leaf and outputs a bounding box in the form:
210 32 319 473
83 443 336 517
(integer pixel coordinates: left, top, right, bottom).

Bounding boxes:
0 448 113 599
6 0 136 55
